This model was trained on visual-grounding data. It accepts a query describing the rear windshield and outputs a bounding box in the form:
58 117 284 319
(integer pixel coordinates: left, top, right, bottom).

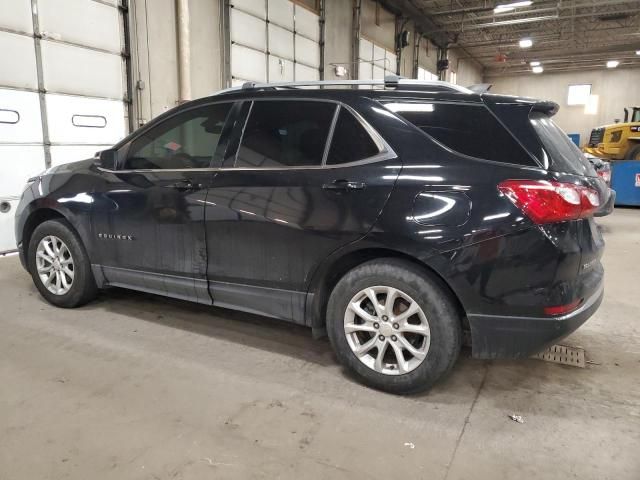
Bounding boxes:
529 112 596 177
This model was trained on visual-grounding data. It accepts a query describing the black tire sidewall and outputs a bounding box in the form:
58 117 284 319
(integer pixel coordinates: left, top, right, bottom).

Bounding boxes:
326 259 461 394
27 219 96 308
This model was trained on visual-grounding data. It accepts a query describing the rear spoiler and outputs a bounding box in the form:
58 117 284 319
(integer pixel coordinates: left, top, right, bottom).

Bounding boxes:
532 100 559 116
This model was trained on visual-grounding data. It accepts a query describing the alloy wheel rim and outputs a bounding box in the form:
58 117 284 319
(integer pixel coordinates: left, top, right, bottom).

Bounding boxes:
343 286 431 375
36 235 75 296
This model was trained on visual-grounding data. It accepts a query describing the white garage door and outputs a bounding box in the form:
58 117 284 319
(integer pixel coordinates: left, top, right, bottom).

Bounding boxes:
229 0 322 86
417 67 438 81
0 0 129 253
358 37 396 83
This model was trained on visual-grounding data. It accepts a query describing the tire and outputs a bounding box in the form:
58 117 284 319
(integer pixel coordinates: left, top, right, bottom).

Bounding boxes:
326 258 462 394
27 219 97 308
628 144 640 161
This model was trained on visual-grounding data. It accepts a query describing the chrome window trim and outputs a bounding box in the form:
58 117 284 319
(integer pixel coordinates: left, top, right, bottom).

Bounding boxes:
101 97 397 174
96 151 396 174
321 104 341 165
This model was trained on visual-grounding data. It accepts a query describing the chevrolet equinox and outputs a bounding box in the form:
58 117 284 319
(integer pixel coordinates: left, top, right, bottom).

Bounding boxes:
15 78 608 393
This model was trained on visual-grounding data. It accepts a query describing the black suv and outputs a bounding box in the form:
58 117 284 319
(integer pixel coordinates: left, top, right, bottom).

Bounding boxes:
15 79 608 393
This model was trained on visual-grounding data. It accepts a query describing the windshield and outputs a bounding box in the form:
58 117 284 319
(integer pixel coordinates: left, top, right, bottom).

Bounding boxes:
530 112 596 177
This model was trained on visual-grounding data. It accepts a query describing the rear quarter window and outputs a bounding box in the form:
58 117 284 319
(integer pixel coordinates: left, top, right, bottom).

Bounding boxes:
383 101 538 167
326 108 381 165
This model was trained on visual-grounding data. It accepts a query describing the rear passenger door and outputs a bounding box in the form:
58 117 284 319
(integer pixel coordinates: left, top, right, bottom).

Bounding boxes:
203 99 400 323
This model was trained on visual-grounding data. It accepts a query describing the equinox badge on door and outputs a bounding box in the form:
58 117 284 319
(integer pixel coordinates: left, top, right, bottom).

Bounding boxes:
97 233 134 241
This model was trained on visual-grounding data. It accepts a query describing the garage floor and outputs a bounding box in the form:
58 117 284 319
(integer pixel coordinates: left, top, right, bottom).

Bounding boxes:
1 209 639 480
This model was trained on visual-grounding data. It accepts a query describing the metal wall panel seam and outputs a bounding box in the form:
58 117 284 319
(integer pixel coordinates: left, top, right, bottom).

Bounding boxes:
264 0 269 81
319 0 325 80
30 0 51 168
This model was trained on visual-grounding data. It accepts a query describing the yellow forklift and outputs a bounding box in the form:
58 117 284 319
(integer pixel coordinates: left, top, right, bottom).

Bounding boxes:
583 107 640 160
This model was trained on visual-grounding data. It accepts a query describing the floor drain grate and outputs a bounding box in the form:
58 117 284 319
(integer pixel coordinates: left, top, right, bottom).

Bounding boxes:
533 344 586 368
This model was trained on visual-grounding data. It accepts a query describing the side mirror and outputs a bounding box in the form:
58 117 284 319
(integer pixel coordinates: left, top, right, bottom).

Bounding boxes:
96 148 117 170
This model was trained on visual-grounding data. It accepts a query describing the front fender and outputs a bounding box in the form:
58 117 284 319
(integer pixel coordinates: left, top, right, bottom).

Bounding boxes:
15 174 96 265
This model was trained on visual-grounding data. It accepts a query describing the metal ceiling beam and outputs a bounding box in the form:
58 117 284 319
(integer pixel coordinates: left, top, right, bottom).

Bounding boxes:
436 8 640 31
456 34 640 51
462 44 640 61
435 0 640 25
484 62 640 76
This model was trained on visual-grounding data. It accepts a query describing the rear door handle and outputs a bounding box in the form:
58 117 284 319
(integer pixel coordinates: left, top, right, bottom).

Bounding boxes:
322 179 366 191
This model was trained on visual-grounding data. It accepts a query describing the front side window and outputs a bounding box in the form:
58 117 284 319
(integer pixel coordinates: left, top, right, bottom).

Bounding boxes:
385 101 536 166
235 100 336 168
125 103 233 170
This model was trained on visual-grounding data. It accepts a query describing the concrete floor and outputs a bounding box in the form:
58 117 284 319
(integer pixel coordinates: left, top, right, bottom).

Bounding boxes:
1 209 639 480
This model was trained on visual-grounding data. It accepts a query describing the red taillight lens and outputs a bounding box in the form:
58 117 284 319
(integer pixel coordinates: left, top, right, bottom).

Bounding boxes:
498 180 600 224
544 299 582 316
597 169 611 183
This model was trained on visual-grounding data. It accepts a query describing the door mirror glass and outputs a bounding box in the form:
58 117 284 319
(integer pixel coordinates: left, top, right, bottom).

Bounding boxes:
97 148 117 170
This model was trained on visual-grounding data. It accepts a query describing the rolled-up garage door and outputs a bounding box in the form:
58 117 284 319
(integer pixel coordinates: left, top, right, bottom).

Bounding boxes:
0 0 130 253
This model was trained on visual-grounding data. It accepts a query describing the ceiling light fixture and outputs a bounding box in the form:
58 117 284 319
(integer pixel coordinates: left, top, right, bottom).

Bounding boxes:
532 66 544 73
530 61 541 66
519 37 533 48
636 50 640 55
494 1 533 13
606 60 619 68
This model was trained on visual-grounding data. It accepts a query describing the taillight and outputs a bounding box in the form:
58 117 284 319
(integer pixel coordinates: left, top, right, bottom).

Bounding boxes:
498 180 600 224
597 169 611 183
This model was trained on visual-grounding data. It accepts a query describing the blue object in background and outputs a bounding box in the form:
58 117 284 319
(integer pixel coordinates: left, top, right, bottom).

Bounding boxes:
568 133 580 146
611 160 640 207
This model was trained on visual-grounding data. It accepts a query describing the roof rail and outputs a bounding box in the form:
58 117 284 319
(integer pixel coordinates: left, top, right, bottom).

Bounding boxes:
214 76 473 95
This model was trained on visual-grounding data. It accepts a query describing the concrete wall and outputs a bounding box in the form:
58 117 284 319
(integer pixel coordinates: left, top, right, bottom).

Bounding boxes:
446 48 483 86
416 36 438 76
323 0 353 80
489 68 640 146
130 0 222 125
360 0 395 52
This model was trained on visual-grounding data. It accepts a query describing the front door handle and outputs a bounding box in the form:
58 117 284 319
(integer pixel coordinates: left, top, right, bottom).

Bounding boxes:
162 180 202 192
322 179 366 191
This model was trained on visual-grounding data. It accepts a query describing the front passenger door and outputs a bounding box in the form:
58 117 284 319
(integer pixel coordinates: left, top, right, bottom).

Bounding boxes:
91 102 235 304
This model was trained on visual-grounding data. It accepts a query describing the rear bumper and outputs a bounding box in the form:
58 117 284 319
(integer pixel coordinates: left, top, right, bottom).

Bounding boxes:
467 280 604 359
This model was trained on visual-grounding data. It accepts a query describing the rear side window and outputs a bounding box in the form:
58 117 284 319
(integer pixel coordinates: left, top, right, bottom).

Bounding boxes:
529 112 595 177
326 108 380 165
236 100 336 168
384 101 536 166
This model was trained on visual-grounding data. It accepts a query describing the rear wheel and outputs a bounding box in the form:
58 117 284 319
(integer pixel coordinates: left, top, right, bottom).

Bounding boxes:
628 144 640 161
28 219 97 308
326 259 462 394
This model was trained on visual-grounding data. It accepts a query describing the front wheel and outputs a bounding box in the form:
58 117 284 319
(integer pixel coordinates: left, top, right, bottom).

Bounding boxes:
28 219 97 308
326 259 462 394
